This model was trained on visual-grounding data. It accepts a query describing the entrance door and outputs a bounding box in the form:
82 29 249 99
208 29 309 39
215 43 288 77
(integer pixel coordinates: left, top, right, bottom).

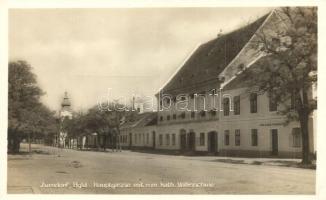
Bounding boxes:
180 129 187 151
271 129 278 156
208 131 218 153
152 131 156 149
188 131 196 151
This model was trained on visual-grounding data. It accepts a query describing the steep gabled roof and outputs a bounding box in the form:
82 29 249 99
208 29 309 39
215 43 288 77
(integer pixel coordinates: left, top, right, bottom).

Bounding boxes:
120 112 157 129
160 13 269 95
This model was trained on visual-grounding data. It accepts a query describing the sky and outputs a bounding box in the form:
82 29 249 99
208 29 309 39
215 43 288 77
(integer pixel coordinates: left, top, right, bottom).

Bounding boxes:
9 7 272 112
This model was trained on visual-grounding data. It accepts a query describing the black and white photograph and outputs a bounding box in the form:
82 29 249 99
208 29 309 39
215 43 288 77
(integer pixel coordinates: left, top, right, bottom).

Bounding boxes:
0 1 325 199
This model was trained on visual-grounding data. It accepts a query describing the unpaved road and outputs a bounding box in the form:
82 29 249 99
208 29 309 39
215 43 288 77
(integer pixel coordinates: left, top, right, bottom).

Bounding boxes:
7 144 315 194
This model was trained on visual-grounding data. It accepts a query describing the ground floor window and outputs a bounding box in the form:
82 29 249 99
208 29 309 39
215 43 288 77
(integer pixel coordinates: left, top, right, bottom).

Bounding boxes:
292 128 301 147
235 129 240 146
142 133 145 144
146 133 149 144
159 134 163 146
251 129 258 146
166 134 170 145
172 134 176 146
199 132 205 146
224 130 230 146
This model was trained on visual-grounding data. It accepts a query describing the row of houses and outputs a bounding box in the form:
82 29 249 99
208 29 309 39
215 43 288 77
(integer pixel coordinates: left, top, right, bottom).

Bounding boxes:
119 10 317 158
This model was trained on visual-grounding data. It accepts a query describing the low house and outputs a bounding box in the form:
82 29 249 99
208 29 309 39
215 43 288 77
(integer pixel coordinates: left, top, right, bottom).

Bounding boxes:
120 112 157 150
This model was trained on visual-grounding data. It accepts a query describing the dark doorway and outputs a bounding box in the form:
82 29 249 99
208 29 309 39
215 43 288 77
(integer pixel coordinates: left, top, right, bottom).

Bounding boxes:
271 129 278 156
152 131 156 149
129 133 132 149
180 129 187 151
188 131 196 151
208 131 218 153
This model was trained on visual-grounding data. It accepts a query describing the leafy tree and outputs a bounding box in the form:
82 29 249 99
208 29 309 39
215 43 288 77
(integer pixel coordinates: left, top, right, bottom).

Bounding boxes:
239 7 317 164
8 60 58 153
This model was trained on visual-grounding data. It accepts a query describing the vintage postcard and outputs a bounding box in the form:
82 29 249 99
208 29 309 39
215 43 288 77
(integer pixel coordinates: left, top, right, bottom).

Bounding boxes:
1 1 325 199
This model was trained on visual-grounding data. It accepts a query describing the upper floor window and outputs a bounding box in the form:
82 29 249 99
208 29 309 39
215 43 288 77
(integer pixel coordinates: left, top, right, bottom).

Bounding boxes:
223 98 230 116
234 95 240 115
180 96 186 101
250 93 258 113
269 92 277 112
211 89 217 95
190 93 195 99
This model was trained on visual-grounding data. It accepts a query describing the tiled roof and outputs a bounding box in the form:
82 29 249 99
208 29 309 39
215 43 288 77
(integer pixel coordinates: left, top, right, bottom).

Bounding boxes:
120 112 157 129
222 55 273 91
160 13 269 95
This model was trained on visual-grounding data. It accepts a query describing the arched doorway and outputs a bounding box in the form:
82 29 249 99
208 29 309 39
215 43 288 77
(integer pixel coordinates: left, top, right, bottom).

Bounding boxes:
208 131 218 154
180 129 187 151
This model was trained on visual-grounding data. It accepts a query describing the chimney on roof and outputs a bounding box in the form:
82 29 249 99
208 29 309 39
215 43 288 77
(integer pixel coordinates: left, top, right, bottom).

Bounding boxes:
217 29 223 37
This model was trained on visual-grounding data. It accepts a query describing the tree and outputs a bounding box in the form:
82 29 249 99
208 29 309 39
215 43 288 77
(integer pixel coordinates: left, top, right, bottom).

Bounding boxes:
8 60 58 153
239 7 317 165
21 103 58 152
61 111 86 149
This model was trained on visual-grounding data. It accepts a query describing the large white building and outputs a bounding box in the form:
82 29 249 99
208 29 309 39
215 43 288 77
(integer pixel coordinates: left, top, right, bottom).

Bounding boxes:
120 10 316 158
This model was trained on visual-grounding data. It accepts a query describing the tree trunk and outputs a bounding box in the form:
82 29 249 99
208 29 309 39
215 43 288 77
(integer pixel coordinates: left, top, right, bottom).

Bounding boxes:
103 135 107 151
8 129 21 153
299 112 311 165
96 133 100 151
298 89 312 165
28 132 31 154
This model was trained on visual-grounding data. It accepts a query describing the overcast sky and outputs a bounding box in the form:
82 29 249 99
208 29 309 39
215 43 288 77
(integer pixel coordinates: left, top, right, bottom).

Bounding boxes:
9 7 272 112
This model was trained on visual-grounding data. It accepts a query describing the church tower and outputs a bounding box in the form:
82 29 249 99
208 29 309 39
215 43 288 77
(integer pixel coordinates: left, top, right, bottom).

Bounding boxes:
58 91 72 148
60 91 72 119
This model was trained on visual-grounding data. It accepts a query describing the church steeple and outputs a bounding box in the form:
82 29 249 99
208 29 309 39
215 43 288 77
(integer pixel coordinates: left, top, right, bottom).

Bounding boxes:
61 91 71 108
60 91 72 119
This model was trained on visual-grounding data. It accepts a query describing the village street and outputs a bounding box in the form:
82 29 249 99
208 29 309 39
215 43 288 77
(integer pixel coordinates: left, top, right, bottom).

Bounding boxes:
7 143 315 194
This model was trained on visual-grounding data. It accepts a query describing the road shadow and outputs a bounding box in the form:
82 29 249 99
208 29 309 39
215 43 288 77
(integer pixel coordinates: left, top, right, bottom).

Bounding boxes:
8 149 51 156
211 158 246 164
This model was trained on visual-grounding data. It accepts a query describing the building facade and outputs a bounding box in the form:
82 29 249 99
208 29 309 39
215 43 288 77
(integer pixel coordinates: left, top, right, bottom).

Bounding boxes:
117 10 316 158
151 10 316 158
